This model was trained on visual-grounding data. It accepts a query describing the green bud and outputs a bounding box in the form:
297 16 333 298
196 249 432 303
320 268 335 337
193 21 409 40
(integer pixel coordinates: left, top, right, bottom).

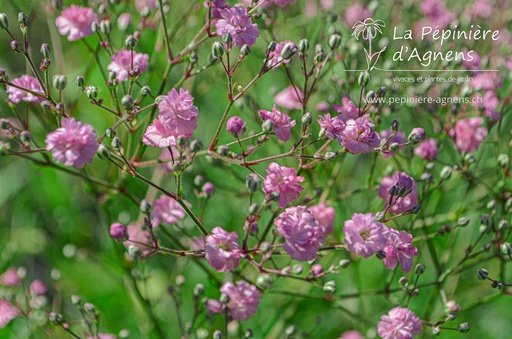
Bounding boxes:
328 33 342 49
71 295 81 305
391 120 399 131
458 322 470 333
140 86 151 97
193 283 204 298
457 217 470 227
285 325 297 336
440 166 452 179
10 40 23 53
220 293 230 304
399 276 408 286
100 20 111 34
477 268 488 280
190 139 203 152
222 33 232 44
248 203 259 214
256 274 272 289
140 199 152 213
497 154 509 168
125 35 137 49
377 86 386 97
213 330 223 339
40 43 50 58
390 142 400 151
111 136 122 150
415 263 426 275
358 71 370 87
246 173 261 193
121 95 134 108
18 12 28 25
501 243 512 256
498 220 509 230
262 119 275 133
432 326 441 335
339 259 350 268
0 13 9 29
49 312 64 325
128 245 142 259
280 42 298 60
292 264 303 274
302 112 312 125
323 280 336 294
325 152 336 161
86 86 98 100
240 44 250 56
76 76 85 87
97 144 111 159
52 75 67 90
20 130 32 143
0 119 11 129
298 38 309 53
267 41 276 52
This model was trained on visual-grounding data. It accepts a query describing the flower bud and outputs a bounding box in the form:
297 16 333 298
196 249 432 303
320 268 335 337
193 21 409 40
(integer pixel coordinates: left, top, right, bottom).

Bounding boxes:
18 12 28 25
117 13 132 32
193 283 204 298
86 86 98 100
262 119 275 133
325 152 336 161
10 40 23 53
285 325 297 336
432 326 441 335
121 95 134 108
128 245 142 259
0 13 9 29
213 330 223 339
390 120 399 131
202 182 215 199
458 322 470 333
260 241 271 253
105 128 116 138
212 41 224 58
244 329 253 338
292 264 303 274
49 312 64 325
497 154 509 168
240 44 250 56
500 243 511 256
140 6 151 18
140 199 152 213
227 116 245 138
97 144 111 159
323 280 336 294
222 33 232 44
440 166 452 179
52 75 67 90
40 43 51 58
414 263 425 275
328 33 342 49
91 21 100 33
477 268 488 280
76 76 85 87
267 41 276 52
217 145 229 156
358 71 370 87
280 42 298 60
100 20 111 34
84 303 96 313
20 130 32 143
0 119 11 129
176 275 185 286
377 86 386 97
220 293 230 304
248 203 259 214
194 175 204 187
298 38 309 53
301 112 312 125
140 85 151 97
390 142 400 151
176 135 187 146
375 211 385 221
269 191 280 202
376 250 386 260
111 136 122 149
256 274 272 289
408 128 426 144
71 295 81 305
125 35 138 49
398 276 408 286
498 220 509 230
457 217 470 227
190 139 203 152
339 259 350 268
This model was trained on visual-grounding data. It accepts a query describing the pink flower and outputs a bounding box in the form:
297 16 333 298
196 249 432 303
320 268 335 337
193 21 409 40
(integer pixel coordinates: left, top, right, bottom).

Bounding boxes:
461 48 481 70
143 88 198 147
506 58 512 71
275 206 325 261
344 3 371 28
220 281 261 321
55 5 98 41
123 223 153 256
343 213 388 258
382 228 418 273
380 130 406 158
309 202 335 236
263 162 304 208
215 7 259 48
274 86 303 110
45 118 99 168
226 116 246 138
205 227 241 272
206 0 229 20
474 91 500 121
0 300 20 329
135 0 158 11
318 114 345 144
341 115 380 154
151 196 186 227
107 49 149 82
465 0 492 19
29 280 47 295
259 105 296 141
333 97 359 121
378 172 418 214
339 331 365 339
449 117 488 153
0 269 21 287
470 72 501 91
414 138 438 161
377 307 422 339
110 222 128 242
445 300 461 316
267 41 298 67
6 75 44 103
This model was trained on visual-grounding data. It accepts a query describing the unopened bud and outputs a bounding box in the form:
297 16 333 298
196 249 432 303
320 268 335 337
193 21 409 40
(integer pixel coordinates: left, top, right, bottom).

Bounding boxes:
71 295 81 305
52 75 67 90
458 322 470 333
390 120 399 131
240 44 250 56
292 264 303 274
301 112 312 125
256 274 272 289
500 243 512 256
76 76 85 87
440 166 452 179
111 136 122 149
18 12 28 25
20 130 32 143
477 268 488 280
358 71 370 87
377 86 386 97
328 33 342 49
220 293 230 304
100 20 111 34
497 154 509 168
0 13 9 29
285 325 297 336
408 128 426 144
128 245 142 259
0 119 11 129
140 199 152 213
49 312 64 325
415 264 425 275
202 182 215 199
323 280 336 294
97 144 111 159
125 35 137 49
10 40 23 53
140 86 151 97
262 119 275 133
40 43 50 58
280 42 298 60
298 38 309 53
325 152 336 161
339 259 350 268
222 33 232 44
267 41 276 52
457 217 470 227
213 330 223 339
121 95 134 108
86 86 98 100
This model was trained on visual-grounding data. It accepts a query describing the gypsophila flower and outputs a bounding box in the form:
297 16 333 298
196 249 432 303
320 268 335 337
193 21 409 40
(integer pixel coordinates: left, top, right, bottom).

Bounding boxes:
414 138 438 160
207 0 229 20
55 5 98 41
377 307 422 339
219 281 261 321
0 300 20 329
226 116 246 138
449 117 488 153
267 40 297 67
110 222 128 242
258 105 296 142
378 172 418 214
45 118 99 169
29 280 47 295
333 97 360 121
275 206 325 261
339 331 365 339
341 115 380 154
107 49 149 82
263 162 304 208
215 7 259 48
343 213 388 258
123 223 153 257
274 86 303 110
318 114 345 143
205 227 242 272
151 196 186 227
382 228 418 273
309 202 335 237
0 268 21 287
6 75 44 103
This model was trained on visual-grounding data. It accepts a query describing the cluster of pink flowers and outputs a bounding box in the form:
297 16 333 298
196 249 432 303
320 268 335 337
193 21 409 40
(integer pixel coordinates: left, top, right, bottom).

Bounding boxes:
215 7 259 48
414 138 438 161
382 229 418 273
143 88 199 148
0 299 20 329
205 227 242 272
262 162 304 208
208 281 261 321
274 86 303 110
107 49 149 82
378 172 418 214
151 195 187 227
259 105 296 141
377 307 422 339
275 206 325 261
6 75 44 104
449 117 488 154
55 5 98 41
45 118 99 169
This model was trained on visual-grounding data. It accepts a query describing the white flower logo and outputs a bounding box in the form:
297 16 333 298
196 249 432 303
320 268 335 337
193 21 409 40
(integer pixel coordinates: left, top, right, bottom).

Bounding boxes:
351 18 387 71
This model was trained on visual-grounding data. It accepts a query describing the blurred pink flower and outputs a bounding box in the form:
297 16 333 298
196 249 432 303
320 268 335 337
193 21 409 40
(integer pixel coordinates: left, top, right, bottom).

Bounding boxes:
107 49 149 82
135 0 157 11
380 130 406 158
343 213 388 258
506 58 512 70
0 268 21 287
6 75 44 103
333 97 359 121
382 228 418 273
470 72 501 91
445 300 461 316
274 86 303 110
240 0 296 8
267 41 298 67
465 0 493 19
215 7 259 48
309 202 335 236
259 105 296 141
378 172 418 214
449 117 488 153
123 223 153 256
55 5 98 41
475 91 500 121
220 281 261 321
318 114 345 144
205 227 241 272
29 280 47 295
45 118 99 169
0 300 20 329
151 195 186 227
339 331 364 339
413 0 455 38
226 116 246 138
377 307 422 339
110 222 128 242
461 48 481 70
414 138 438 161
341 115 380 154
344 3 371 28
263 162 304 208
275 206 325 261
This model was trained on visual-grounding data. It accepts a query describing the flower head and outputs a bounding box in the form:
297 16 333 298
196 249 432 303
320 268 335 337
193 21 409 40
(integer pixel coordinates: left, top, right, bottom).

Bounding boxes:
341 115 380 154
377 307 422 339
0 300 20 329
275 206 325 261
309 202 335 236
226 116 246 138
55 5 98 41
205 227 241 272
378 172 418 214
0 268 21 287
45 118 99 168
262 162 304 208
107 49 149 82
343 213 388 258
274 86 303 110
382 228 418 273
318 114 346 143
220 281 261 321
215 7 259 48
449 117 487 153
6 75 44 104
414 138 438 161
333 97 360 121
151 196 186 227
259 105 296 142
110 222 128 242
